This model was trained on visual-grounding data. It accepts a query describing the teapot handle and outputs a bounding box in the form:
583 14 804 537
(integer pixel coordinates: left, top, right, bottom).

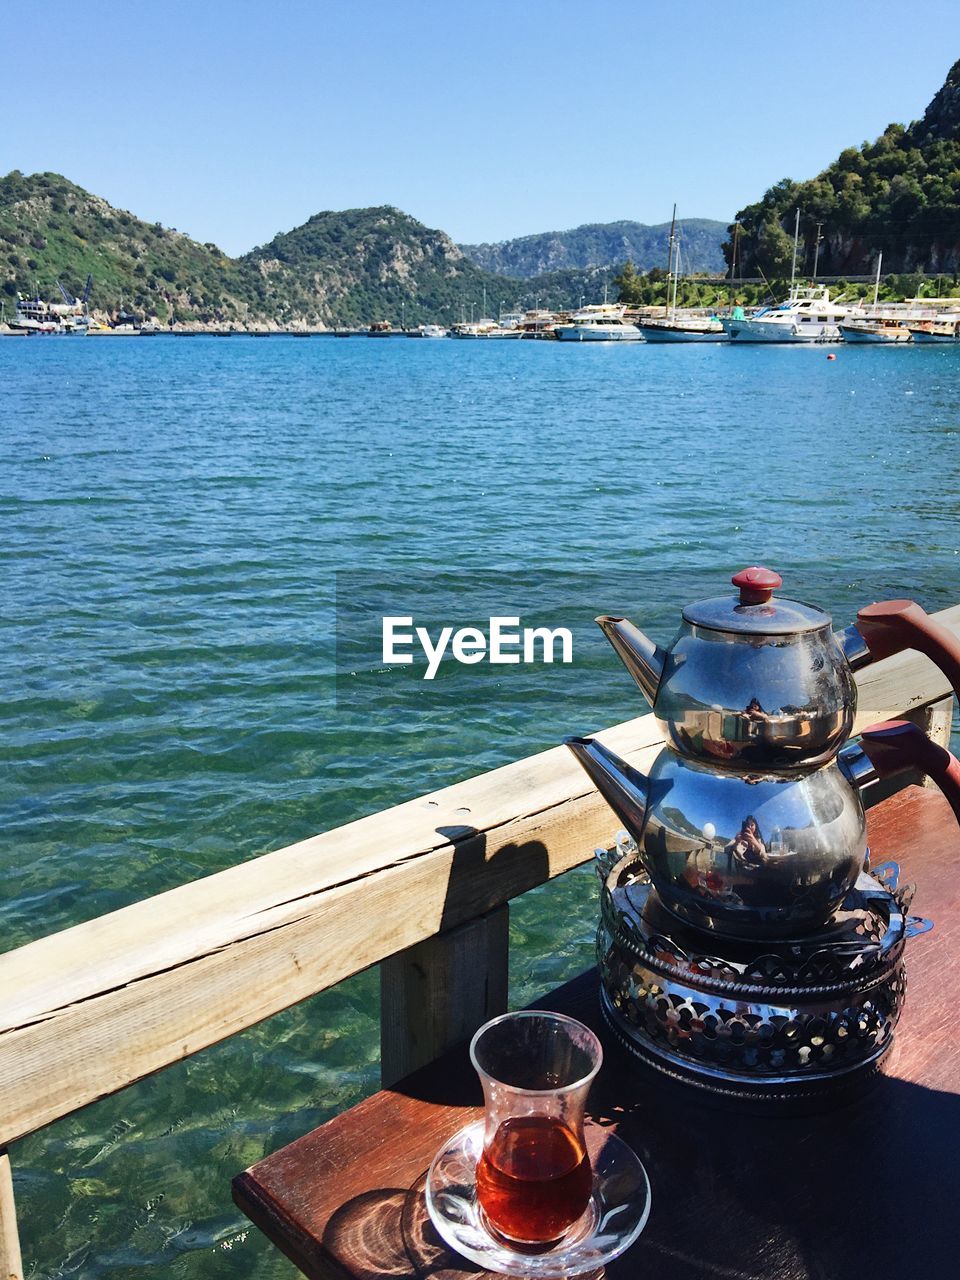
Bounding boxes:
860 720 960 828
857 600 960 701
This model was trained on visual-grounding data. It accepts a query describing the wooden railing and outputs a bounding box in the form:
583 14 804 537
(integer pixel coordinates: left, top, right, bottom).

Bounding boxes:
2 604 959 1277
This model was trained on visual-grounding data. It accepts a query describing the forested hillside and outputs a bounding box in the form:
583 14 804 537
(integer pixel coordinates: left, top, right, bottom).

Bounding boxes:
728 59 960 277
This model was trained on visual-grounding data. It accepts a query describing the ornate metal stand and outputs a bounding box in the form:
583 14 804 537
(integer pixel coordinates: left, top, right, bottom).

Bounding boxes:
596 835 933 1102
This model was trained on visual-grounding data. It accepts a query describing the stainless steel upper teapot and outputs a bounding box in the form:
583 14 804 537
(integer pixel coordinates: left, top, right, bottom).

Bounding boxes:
599 567 960 770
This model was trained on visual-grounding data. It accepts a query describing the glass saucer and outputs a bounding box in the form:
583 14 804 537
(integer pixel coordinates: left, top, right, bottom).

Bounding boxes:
424 1119 651 1278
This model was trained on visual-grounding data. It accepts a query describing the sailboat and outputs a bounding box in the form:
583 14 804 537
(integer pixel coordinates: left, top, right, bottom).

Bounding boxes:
840 253 913 343
637 207 726 342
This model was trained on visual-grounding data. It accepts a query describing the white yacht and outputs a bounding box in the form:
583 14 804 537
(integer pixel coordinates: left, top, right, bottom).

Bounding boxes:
9 295 61 333
722 285 851 343
554 304 642 342
418 324 448 338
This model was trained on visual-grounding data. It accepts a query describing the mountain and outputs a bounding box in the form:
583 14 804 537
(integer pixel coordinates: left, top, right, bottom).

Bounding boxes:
0 174 632 327
460 219 728 278
0 170 248 325
239 206 509 327
729 59 960 277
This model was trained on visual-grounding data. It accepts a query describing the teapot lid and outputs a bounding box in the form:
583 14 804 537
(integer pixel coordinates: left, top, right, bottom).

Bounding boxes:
681 567 831 635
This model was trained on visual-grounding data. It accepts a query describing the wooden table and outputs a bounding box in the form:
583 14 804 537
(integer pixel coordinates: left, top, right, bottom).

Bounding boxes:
233 785 960 1280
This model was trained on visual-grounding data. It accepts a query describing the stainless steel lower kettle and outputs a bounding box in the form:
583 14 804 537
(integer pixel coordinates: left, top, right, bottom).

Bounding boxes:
566 721 960 940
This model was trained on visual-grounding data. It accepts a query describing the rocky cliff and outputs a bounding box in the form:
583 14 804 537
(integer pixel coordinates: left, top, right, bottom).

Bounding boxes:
461 218 727 277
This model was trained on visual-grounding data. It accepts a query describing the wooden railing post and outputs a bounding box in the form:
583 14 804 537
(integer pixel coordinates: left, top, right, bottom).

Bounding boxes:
0 1151 23 1280
380 906 509 1087
916 693 956 758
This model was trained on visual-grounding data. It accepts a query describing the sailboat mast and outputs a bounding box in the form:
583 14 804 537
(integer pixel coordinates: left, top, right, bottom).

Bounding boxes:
729 222 740 283
671 240 680 320
790 208 800 295
873 251 883 306
666 203 677 319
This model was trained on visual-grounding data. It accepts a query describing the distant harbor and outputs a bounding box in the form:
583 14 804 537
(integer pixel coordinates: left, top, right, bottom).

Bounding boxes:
4 284 960 344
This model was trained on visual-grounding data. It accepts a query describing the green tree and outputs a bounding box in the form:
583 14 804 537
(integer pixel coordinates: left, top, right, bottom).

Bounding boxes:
614 259 640 304
756 217 795 275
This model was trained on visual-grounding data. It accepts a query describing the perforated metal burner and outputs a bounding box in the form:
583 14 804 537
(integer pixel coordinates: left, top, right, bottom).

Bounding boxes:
595 841 933 1101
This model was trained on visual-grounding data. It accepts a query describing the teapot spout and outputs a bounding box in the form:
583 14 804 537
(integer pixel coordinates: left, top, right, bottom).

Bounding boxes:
595 616 666 708
836 624 873 671
565 736 649 845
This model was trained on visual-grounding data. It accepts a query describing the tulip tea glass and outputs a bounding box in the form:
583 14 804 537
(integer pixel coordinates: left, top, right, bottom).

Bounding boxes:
425 1010 651 1276
470 1011 602 1247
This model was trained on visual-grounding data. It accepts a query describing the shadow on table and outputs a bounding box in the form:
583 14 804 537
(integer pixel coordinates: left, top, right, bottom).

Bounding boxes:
597 1061 960 1280
324 1069 960 1280
322 1176 486 1280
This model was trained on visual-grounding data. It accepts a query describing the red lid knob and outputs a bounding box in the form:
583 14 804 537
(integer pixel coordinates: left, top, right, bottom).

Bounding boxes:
732 566 782 606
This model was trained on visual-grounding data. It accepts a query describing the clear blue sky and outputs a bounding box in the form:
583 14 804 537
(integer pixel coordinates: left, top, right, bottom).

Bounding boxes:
3 2 956 255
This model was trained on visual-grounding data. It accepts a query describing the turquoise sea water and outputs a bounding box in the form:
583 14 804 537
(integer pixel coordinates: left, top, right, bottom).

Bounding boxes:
2 335 959 1277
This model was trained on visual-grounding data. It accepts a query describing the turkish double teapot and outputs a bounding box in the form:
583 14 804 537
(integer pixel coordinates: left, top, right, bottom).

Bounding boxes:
567 568 960 940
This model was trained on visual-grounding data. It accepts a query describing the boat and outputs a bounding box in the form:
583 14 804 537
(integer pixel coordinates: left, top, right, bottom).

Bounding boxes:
907 317 960 343
839 316 913 343
723 210 852 343
471 311 523 338
518 309 558 339
639 314 726 342
722 284 852 343
55 277 93 334
450 316 509 338
88 322 141 336
449 321 492 338
636 207 726 342
406 324 448 338
838 252 914 343
88 309 154 336
61 315 91 335
9 277 96 334
368 321 393 337
11 278 95 334
483 312 524 338
553 304 642 342
8 294 63 334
